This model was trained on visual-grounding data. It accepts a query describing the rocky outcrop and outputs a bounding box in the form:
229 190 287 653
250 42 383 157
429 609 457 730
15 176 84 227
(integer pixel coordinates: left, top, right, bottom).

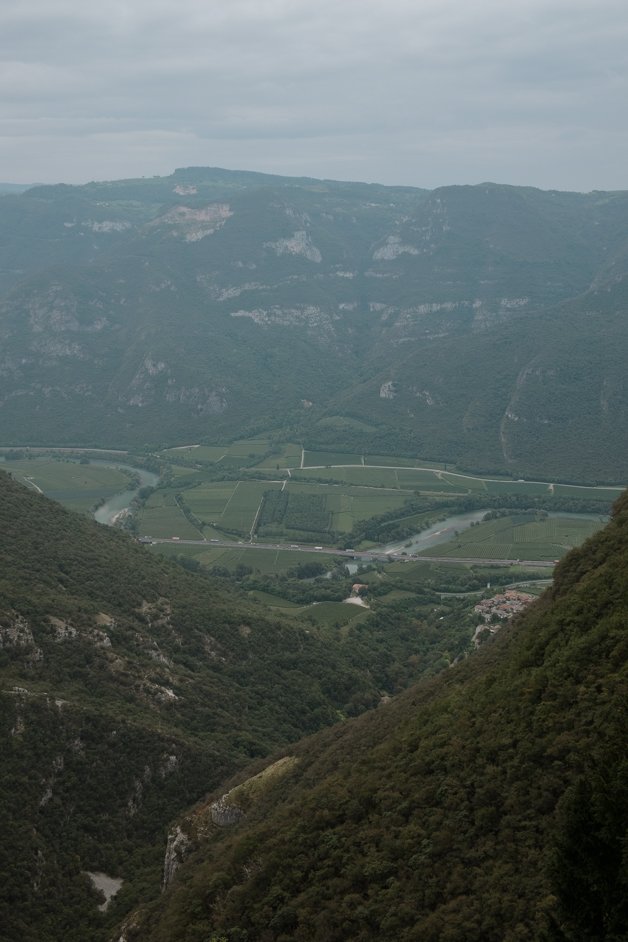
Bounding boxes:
265 230 322 262
162 825 192 889
210 794 245 827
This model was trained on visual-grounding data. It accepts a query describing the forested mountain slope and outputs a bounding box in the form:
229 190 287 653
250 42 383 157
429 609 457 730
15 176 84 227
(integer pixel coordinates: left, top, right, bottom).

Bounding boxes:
1 169 628 479
131 492 628 942
0 471 433 942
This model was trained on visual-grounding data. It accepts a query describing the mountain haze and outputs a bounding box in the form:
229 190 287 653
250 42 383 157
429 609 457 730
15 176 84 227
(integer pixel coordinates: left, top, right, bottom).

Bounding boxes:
1 169 628 479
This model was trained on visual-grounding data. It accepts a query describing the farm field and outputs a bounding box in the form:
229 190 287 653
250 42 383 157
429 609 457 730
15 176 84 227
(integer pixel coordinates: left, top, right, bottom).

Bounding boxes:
153 443 624 505
137 490 202 539
293 464 486 493
394 468 468 492
484 479 554 497
160 439 271 466
150 542 337 575
156 478 413 541
302 450 364 467
2 458 134 514
365 455 434 468
285 481 408 533
226 440 271 456
292 466 400 487
254 443 302 469
161 444 228 463
183 480 284 537
168 464 202 479
418 514 606 561
295 600 370 629
552 483 624 501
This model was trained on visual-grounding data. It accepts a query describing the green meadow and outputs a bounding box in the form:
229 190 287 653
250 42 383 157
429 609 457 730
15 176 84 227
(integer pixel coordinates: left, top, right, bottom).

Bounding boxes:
151 542 337 575
136 490 202 539
302 450 364 467
418 514 605 561
2 458 133 515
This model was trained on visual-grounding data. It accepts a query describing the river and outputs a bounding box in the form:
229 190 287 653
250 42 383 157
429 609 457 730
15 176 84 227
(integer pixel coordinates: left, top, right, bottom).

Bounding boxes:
380 509 609 556
381 510 490 555
92 462 160 526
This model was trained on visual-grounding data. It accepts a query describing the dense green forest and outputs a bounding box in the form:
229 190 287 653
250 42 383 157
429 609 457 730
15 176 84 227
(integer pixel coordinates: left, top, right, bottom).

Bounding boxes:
127 492 628 941
0 471 487 941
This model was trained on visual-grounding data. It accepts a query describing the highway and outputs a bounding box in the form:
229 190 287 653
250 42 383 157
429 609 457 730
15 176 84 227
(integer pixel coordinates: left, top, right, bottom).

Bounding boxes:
142 536 557 568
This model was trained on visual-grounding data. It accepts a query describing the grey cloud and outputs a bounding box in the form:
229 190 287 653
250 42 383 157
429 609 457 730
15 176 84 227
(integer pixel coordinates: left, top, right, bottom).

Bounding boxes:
1 0 627 189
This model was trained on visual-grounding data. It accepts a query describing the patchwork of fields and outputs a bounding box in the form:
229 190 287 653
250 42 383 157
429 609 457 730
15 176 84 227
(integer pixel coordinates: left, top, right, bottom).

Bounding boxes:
141 478 411 541
418 513 605 561
2 441 621 568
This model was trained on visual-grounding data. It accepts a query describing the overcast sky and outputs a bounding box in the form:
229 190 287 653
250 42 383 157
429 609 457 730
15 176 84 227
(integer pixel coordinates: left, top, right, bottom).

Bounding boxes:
2 0 627 191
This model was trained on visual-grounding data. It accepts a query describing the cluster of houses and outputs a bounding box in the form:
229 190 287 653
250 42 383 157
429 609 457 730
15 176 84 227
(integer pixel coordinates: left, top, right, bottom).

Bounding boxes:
474 589 536 622
472 589 536 647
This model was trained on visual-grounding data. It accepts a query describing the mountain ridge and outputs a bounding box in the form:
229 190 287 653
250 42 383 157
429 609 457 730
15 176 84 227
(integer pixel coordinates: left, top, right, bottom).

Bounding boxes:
1 168 628 479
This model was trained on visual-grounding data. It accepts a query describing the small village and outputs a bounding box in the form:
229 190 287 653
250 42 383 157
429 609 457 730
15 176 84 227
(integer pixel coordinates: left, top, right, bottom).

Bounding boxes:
472 589 537 645
474 588 537 621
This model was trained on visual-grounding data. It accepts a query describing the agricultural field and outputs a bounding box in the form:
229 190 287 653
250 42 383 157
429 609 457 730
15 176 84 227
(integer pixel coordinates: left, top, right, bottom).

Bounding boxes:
483 479 554 498
440 471 489 492
1 458 134 515
151 542 337 575
160 439 272 467
167 464 202 479
295 600 370 629
150 477 413 542
255 481 410 539
394 468 468 492
254 443 302 469
183 480 284 537
154 444 624 506
418 513 606 561
226 440 270 456
161 444 229 463
292 466 399 487
364 455 417 468
137 490 202 539
302 450 364 467
552 483 624 502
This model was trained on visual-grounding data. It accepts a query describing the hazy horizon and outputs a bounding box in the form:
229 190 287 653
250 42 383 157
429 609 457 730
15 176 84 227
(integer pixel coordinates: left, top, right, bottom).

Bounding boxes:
2 0 627 191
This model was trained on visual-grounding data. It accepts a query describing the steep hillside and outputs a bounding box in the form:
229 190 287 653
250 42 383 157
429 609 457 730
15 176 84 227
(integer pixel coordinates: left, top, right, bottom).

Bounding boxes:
130 493 628 942
0 471 443 942
1 169 628 479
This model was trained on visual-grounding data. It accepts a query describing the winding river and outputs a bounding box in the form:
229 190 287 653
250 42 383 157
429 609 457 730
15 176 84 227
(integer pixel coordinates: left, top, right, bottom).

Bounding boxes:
92 462 160 526
381 509 608 556
381 510 490 555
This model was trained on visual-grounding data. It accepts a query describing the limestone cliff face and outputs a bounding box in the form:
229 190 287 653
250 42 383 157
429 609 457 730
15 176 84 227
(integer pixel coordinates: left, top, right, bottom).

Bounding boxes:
161 792 245 889
160 756 298 889
162 825 192 890
209 794 246 827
